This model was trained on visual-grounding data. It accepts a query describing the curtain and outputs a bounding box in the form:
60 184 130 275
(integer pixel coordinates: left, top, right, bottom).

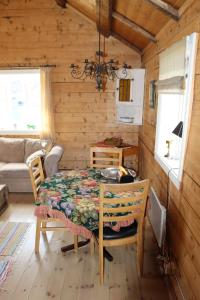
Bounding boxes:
40 67 55 143
157 76 185 94
158 38 186 94
159 38 186 80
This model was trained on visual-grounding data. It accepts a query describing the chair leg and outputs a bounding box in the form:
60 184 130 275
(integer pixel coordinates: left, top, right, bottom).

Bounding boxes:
74 235 78 253
41 220 47 235
99 243 104 284
35 218 41 253
137 234 144 277
90 236 95 255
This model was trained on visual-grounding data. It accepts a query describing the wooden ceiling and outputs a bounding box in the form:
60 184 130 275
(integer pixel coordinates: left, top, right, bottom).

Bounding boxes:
55 0 189 54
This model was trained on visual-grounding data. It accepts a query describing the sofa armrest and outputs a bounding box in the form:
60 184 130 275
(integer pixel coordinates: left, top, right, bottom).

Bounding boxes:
44 145 64 177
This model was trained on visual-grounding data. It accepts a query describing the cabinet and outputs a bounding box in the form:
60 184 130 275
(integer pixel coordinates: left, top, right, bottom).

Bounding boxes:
116 69 145 125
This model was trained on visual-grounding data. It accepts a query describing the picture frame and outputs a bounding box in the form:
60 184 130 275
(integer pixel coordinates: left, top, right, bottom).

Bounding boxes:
149 80 157 109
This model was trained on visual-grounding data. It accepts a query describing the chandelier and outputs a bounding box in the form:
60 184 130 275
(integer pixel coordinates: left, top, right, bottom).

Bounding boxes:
69 1 131 91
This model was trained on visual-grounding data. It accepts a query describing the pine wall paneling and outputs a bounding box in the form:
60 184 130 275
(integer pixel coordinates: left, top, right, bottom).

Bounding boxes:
0 0 141 170
140 1 200 299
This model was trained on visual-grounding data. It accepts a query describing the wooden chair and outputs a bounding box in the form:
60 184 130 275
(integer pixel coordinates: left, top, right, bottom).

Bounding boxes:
93 179 149 283
90 146 123 168
28 156 78 253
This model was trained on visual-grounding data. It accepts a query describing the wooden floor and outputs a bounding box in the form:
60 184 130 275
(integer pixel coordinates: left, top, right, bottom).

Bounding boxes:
0 202 170 300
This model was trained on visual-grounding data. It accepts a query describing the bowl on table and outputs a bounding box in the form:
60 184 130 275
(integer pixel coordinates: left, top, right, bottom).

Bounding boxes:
100 167 120 181
101 167 137 183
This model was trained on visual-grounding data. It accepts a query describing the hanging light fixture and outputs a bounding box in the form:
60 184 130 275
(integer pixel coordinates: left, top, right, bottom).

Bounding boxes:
69 0 131 91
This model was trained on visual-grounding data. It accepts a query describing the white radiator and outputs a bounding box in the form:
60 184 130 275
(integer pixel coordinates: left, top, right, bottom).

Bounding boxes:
148 187 166 248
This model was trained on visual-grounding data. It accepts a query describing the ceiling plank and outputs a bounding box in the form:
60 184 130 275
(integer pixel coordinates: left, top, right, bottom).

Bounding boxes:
67 0 96 23
145 0 179 20
112 12 157 43
112 32 142 55
96 0 112 37
179 0 195 17
55 0 67 8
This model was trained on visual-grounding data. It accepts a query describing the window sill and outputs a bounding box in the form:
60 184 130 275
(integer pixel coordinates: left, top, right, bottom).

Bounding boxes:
155 153 181 189
0 130 40 135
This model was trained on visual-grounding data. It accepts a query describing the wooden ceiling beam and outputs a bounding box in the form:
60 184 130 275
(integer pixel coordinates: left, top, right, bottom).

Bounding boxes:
55 0 142 55
145 0 179 20
55 0 67 8
111 32 142 55
96 0 112 37
112 12 157 43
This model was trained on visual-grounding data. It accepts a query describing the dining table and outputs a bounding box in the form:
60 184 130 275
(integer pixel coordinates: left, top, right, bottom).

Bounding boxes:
34 168 136 260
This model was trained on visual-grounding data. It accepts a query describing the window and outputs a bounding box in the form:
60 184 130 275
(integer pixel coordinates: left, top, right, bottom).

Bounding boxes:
155 33 198 188
0 69 41 134
119 79 131 102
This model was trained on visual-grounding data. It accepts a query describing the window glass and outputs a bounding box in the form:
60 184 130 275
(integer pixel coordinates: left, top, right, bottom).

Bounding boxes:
119 79 131 102
0 70 41 133
156 93 183 160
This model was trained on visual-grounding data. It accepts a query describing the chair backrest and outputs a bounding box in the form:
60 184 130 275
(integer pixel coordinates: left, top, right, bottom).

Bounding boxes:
28 156 45 201
99 179 149 236
90 146 123 168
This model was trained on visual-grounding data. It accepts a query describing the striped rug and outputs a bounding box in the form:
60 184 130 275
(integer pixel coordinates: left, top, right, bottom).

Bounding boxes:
0 222 31 256
0 259 11 285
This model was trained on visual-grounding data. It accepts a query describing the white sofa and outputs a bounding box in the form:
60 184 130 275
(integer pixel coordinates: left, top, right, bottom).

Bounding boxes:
0 137 63 193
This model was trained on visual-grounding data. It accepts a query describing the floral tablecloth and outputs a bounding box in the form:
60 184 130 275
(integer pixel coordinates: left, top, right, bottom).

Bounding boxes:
34 168 136 239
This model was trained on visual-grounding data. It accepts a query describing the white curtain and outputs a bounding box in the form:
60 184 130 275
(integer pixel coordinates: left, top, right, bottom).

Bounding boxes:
159 38 186 80
40 67 55 143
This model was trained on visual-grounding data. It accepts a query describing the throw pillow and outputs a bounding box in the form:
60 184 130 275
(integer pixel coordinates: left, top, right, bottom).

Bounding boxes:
26 149 46 166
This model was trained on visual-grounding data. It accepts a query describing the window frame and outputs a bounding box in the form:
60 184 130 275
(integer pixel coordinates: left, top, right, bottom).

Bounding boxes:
0 68 41 135
154 33 198 189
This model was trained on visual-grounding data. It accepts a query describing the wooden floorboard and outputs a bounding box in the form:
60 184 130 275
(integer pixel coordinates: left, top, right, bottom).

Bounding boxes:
0 202 170 300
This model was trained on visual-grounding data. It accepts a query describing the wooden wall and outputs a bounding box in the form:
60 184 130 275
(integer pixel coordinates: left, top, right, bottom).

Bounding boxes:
140 1 200 299
0 0 141 169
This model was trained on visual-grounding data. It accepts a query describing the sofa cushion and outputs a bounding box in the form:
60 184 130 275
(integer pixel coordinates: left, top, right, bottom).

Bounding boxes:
0 138 25 163
24 139 43 161
0 163 29 178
